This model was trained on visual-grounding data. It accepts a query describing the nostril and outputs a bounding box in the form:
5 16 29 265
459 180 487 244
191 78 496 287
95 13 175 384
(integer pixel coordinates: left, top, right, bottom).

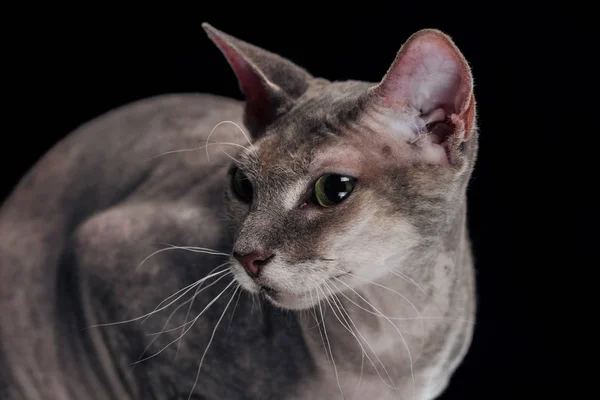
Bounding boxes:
233 250 274 278
254 254 274 267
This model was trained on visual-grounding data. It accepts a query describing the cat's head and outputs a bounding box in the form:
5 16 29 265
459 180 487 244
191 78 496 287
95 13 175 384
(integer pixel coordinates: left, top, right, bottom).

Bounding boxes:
203 23 477 310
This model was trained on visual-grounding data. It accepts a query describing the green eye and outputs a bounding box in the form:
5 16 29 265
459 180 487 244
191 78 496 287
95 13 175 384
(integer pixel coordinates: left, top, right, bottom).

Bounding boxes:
312 174 357 207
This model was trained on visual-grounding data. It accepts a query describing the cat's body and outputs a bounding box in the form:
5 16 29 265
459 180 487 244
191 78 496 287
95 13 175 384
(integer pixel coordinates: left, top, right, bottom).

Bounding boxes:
0 25 478 400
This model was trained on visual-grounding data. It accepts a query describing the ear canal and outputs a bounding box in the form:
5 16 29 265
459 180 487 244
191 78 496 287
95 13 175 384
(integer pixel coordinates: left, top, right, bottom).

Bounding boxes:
202 23 313 138
370 29 476 142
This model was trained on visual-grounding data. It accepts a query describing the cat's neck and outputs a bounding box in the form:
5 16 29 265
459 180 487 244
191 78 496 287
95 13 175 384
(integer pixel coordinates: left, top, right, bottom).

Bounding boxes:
298 210 475 398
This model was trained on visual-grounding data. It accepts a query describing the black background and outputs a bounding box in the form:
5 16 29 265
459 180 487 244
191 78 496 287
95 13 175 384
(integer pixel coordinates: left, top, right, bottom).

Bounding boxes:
4 5 572 399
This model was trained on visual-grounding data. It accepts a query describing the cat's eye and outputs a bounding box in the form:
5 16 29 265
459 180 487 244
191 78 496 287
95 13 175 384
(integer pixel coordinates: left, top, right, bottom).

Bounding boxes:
311 174 357 207
231 168 253 203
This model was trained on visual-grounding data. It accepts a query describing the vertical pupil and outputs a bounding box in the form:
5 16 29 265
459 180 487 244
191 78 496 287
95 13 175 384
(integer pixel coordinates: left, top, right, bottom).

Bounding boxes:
234 169 252 201
240 176 249 193
324 175 350 201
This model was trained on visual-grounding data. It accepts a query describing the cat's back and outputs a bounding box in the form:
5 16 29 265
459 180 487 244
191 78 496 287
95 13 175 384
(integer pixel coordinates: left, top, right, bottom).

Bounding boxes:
1 92 244 221
0 92 246 399
0 91 246 310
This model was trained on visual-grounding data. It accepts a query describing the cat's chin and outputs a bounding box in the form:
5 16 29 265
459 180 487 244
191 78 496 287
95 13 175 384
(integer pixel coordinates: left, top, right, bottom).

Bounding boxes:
232 270 322 310
259 286 317 311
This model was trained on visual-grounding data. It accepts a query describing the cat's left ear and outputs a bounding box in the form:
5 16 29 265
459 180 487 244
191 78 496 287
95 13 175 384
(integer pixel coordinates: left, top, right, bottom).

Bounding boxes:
202 23 313 138
369 29 476 157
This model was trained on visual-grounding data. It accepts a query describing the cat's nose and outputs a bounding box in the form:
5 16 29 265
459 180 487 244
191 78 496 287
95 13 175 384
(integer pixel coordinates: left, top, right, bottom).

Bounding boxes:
233 250 274 278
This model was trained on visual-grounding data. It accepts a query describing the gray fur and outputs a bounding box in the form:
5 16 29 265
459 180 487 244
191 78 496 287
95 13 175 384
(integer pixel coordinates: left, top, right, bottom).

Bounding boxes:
0 23 478 399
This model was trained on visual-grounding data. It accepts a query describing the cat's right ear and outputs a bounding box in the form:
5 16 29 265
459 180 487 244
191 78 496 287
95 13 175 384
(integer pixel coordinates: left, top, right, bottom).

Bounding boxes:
367 29 476 165
202 23 313 139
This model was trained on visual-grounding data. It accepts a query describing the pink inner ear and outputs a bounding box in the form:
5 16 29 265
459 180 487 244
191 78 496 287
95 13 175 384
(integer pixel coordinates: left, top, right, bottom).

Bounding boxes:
207 32 269 103
364 30 475 165
374 30 473 127
205 29 276 132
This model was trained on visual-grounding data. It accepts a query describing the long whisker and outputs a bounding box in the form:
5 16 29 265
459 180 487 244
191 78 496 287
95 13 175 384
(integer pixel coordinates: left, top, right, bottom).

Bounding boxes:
155 243 230 256
147 147 201 160
133 270 232 367
389 269 444 316
250 292 256 314
309 289 329 362
175 264 231 361
86 270 229 329
256 293 263 318
187 284 240 400
205 120 254 163
333 277 416 396
136 244 228 271
331 268 426 338
132 296 196 370
202 141 249 151
357 350 364 398
322 282 397 395
323 282 398 395
140 309 186 364
131 279 237 365
317 286 344 400
332 269 422 319
226 287 243 334
327 281 472 323
143 266 230 324
147 140 249 161
389 270 429 299
326 283 400 394
140 269 229 325
215 120 254 147
145 272 233 336
145 317 198 336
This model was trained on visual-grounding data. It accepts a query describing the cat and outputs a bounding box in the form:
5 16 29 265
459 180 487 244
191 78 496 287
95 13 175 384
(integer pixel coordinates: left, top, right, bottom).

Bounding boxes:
0 22 478 400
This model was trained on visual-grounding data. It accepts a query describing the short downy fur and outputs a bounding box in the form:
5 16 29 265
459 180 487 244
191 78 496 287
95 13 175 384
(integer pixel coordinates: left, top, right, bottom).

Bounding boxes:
0 23 478 400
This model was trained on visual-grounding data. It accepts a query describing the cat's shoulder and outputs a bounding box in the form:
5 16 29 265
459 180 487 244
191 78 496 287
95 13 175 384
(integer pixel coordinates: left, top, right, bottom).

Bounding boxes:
0 92 243 222
132 92 243 114
100 92 242 115
28 91 246 179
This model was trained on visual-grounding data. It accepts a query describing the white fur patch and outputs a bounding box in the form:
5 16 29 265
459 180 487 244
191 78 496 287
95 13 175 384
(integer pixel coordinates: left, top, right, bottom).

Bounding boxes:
282 179 310 210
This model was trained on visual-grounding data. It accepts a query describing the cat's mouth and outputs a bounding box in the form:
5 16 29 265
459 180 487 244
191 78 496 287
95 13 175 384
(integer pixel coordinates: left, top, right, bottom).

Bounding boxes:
258 272 350 308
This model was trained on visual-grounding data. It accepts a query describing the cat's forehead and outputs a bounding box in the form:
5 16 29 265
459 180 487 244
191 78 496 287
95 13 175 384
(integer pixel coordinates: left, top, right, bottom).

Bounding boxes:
239 131 318 180
239 80 375 177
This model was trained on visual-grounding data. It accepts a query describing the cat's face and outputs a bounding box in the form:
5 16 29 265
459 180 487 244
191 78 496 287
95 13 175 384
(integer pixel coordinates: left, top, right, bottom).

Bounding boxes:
203 24 477 310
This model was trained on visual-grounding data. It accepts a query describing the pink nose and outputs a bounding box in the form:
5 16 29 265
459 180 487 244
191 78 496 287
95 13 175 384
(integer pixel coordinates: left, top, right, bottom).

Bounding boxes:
233 251 274 278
